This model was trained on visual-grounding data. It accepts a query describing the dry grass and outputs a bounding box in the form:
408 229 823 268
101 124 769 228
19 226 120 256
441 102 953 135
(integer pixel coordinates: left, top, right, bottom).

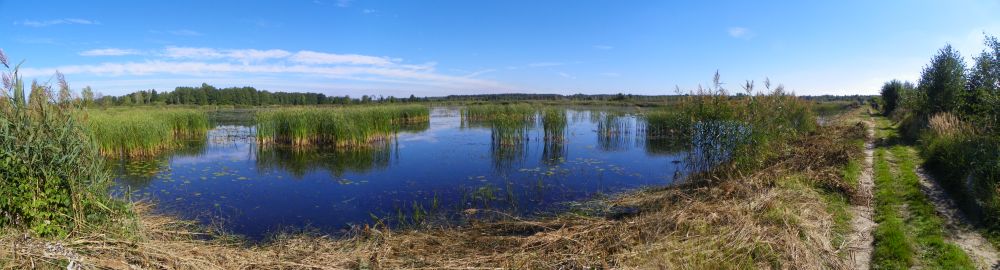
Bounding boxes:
1 121 865 269
927 112 974 139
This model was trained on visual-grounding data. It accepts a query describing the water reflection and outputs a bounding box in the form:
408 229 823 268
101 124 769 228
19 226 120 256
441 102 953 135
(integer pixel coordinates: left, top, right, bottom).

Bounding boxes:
112 107 705 239
256 143 394 178
595 112 638 151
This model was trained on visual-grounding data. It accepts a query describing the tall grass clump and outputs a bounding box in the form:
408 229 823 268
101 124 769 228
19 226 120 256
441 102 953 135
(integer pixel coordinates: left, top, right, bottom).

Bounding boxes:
643 74 815 173
461 104 536 146
0 51 129 237
255 105 429 148
86 108 209 157
541 108 567 141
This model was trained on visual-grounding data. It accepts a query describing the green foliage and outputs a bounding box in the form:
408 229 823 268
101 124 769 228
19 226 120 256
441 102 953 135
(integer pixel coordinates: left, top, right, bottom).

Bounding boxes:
879 80 915 116
919 44 968 114
255 105 429 148
886 34 1000 239
0 54 125 237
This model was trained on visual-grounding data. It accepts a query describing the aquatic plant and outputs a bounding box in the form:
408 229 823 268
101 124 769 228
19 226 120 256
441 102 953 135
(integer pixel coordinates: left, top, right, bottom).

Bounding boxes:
541 108 567 141
255 105 429 148
86 108 210 157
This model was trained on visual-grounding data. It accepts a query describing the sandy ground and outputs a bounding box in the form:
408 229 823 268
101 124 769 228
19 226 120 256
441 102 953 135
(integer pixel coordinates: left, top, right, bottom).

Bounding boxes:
846 119 876 270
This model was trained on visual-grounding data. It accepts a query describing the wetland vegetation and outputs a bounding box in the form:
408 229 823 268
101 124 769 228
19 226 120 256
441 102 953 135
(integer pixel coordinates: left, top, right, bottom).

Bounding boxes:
3 49 877 267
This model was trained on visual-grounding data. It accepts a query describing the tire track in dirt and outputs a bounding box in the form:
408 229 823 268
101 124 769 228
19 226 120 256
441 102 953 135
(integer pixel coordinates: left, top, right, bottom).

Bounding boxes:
910 148 1000 270
846 119 875 270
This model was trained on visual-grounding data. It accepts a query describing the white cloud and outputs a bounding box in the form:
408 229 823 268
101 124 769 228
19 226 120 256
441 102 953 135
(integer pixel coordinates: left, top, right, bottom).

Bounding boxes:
21 46 507 92
600 72 620 77
728 27 752 39
363 9 377 14
593 45 613 50
336 0 353 7
290 50 397 66
19 18 99 27
80 48 142 56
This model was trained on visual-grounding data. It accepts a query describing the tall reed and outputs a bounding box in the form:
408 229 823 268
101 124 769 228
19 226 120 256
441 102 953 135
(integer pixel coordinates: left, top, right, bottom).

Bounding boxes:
255 105 429 148
86 108 210 157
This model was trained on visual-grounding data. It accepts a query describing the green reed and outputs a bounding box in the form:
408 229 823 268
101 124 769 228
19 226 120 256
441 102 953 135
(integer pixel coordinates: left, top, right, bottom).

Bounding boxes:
255 105 429 148
86 108 210 158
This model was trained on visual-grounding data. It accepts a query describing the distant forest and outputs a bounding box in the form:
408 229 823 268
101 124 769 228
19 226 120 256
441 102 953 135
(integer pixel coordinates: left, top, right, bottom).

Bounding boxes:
90 83 873 106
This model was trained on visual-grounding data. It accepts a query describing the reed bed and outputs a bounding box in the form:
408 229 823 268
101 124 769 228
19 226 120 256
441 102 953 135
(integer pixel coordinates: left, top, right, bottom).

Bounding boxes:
541 108 567 141
86 109 210 158
255 105 429 148
461 104 538 147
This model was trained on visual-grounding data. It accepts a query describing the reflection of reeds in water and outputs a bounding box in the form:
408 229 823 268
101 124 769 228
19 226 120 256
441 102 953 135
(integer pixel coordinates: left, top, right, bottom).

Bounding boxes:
256 142 393 178
687 120 752 173
461 105 537 173
596 112 636 151
491 134 527 174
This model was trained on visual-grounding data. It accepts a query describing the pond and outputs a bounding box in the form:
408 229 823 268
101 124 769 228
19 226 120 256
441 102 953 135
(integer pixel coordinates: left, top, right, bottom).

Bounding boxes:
111 107 697 239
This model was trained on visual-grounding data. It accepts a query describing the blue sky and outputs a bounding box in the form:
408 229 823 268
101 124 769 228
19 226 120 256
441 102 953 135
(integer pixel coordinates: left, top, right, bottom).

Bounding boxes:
1 0 999 97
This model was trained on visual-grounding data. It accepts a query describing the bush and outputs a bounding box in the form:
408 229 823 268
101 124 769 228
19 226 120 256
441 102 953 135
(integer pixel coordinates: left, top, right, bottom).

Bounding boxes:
0 51 123 237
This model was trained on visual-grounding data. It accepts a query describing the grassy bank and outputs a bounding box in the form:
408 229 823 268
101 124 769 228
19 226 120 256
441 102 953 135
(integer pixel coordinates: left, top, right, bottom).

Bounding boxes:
86 108 210 158
255 105 429 148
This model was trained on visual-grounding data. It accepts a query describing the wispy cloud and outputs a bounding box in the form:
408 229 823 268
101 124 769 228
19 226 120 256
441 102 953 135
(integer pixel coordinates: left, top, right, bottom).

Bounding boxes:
600 72 620 77
363 9 377 14
289 51 397 66
728 27 753 39
336 0 353 7
593 45 613 50
163 47 291 64
22 46 505 91
557 72 575 79
80 48 142 56
464 69 496 78
18 18 99 27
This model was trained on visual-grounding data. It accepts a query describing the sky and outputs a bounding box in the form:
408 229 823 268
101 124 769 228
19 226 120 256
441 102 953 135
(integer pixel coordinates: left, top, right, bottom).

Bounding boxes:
1 0 999 97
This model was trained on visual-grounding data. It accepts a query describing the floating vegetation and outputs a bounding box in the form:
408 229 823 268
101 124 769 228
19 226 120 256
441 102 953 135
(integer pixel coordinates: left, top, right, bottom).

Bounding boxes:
86 108 210 158
255 105 429 148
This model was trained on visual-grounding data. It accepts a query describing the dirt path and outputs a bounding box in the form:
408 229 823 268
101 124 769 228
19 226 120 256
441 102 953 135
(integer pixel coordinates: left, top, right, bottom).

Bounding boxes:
910 148 1000 270
845 119 876 270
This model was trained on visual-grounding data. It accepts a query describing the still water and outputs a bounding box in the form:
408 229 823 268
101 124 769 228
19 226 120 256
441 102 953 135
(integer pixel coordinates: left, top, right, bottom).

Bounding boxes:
112 107 692 239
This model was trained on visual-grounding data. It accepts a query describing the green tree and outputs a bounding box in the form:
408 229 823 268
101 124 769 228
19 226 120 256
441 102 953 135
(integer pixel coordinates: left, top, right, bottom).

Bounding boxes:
918 44 967 113
81 86 94 107
879 80 914 115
